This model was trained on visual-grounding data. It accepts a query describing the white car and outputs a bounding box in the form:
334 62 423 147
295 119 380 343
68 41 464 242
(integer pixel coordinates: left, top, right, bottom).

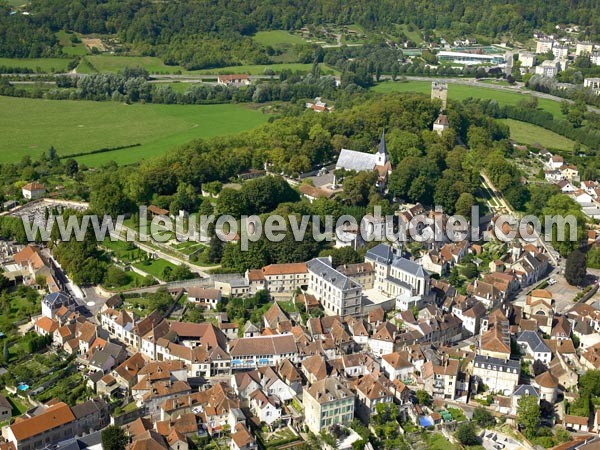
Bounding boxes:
548 278 556 285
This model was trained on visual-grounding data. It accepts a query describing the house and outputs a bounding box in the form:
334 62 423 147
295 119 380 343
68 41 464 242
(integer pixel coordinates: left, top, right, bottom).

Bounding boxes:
249 389 282 429
231 423 257 450
34 316 58 336
42 291 74 319
472 355 520 396
368 322 397 356
305 97 334 113
228 335 298 370
217 74 250 87
298 184 335 203
21 182 46 200
303 377 355 434
517 330 552 364
381 352 414 382
561 165 580 183
245 269 266 293
557 180 576 193
432 114 449 135
0 395 11 422
550 155 565 169
307 257 362 317
451 297 486 335
187 287 222 309
422 359 460 400
353 374 394 422
511 385 539 415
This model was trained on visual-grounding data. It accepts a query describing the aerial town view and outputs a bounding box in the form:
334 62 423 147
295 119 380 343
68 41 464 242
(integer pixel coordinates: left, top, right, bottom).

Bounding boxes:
1 1 600 450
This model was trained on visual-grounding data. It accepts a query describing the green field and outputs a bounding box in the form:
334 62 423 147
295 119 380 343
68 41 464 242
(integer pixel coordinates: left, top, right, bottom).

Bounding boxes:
133 258 179 280
499 118 576 151
252 30 306 47
76 55 335 76
81 55 182 74
56 31 88 57
372 80 565 118
0 57 72 73
192 63 338 75
0 96 269 166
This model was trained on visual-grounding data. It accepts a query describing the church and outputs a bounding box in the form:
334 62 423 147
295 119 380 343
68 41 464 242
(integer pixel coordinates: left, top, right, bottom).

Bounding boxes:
335 130 392 189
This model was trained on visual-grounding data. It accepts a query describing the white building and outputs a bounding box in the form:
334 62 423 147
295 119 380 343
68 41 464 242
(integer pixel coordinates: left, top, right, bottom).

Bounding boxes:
472 355 520 396
536 39 554 54
552 45 569 59
517 331 552 364
306 257 363 317
21 182 46 200
576 42 594 56
584 77 600 94
519 52 537 68
365 244 430 306
535 59 560 78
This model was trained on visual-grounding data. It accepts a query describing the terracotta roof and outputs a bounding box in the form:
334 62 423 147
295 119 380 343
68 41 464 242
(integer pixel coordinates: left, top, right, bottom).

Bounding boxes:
35 316 58 334
115 352 147 383
232 423 255 448
147 205 169 216
22 182 45 192
229 335 297 357
187 287 221 300
382 352 413 370
261 262 307 276
565 415 588 425
246 269 265 282
535 371 558 388
9 402 75 441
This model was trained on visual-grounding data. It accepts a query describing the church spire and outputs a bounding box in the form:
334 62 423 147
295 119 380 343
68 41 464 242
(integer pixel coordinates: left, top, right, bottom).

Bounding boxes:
378 128 387 155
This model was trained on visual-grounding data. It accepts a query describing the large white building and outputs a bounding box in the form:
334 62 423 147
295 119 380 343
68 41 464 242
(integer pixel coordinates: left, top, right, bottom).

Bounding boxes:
306 257 363 317
365 244 430 309
472 355 520 396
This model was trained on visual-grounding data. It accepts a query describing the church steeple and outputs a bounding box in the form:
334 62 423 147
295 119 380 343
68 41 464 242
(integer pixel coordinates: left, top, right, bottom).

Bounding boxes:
376 128 387 165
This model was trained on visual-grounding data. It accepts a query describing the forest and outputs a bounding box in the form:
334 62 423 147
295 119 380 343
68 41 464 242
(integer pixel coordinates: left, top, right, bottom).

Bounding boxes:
2 0 600 65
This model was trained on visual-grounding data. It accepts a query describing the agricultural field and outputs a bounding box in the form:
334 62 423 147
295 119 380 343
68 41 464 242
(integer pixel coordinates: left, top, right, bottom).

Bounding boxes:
252 30 306 47
0 96 270 166
80 55 183 74
499 118 576 151
0 57 72 73
372 80 565 118
192 62 338 75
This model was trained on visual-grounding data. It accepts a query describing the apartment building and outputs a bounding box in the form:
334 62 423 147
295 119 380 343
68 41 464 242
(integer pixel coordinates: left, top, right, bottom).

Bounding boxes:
303 377 355 434
307 257 363 317
472 355 520 395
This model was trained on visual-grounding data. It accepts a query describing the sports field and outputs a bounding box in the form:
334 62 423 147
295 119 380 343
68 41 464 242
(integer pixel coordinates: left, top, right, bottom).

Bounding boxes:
0 96 269 166
372 80 564 118
499 119 576 151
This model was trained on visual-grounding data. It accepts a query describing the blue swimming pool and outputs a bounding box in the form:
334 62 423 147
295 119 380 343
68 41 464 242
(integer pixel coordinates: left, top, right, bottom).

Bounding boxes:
419 416 434 427
17 384 29 392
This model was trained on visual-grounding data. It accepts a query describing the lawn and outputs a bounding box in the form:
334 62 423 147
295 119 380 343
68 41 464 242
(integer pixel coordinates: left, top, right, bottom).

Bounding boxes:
372 80 565 118
252 31 306 47
133 258 179 280
499 119 576 151
0 96 269 166
0 57 72 73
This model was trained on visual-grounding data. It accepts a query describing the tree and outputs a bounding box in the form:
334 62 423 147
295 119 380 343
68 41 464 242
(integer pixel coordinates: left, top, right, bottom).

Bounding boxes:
565 249 586 286
455 422 479 446
517 395 540 437
65 158 79 177
455 192 475 218
104 266 129 287
415 390 431 406
472 406 495 428
101 425 127 450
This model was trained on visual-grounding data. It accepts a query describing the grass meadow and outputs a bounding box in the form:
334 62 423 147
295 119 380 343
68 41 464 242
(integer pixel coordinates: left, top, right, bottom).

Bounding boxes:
0 96 269 166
